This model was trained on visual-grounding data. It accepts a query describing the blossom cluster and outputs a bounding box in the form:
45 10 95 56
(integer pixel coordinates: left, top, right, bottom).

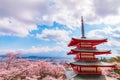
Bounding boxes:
0 53 65 80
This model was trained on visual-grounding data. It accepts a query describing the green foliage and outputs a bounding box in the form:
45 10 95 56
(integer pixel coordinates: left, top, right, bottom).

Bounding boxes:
108 56 120 63
114 68 120 74
100 57 107 62
100 56 120 63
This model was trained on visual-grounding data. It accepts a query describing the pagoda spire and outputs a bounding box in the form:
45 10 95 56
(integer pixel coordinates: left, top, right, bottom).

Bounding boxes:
81 16 86 38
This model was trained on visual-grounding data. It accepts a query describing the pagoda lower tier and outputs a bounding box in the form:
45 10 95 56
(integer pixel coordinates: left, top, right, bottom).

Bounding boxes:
70 61 116 74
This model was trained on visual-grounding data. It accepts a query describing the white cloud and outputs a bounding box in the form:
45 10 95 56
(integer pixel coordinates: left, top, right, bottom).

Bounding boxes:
93 0 120 17
0 0 120 58
97 53 119 58
0 18 37 37
0 49 16 54
0 46 65 54
36 29 70 41
108 38 120 47
0 0 120 36
87 26 120 47
18 46 65 54
86 29 105 38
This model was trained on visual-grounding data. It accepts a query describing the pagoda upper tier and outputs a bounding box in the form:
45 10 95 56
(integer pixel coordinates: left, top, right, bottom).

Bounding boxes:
68 38 107 47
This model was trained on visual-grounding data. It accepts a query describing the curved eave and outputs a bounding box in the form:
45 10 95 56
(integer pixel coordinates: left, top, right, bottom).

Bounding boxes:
67 50 111 55
70 62 116 67
68 38 107 47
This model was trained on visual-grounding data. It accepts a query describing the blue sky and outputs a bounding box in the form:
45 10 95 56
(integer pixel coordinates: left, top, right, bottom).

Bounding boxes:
0 0 120 57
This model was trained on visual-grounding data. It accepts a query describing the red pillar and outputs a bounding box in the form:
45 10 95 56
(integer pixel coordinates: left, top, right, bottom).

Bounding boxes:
76 66 78 72
80 53 81 59
96 67 97 73
80 66 81 72
93 53 95 59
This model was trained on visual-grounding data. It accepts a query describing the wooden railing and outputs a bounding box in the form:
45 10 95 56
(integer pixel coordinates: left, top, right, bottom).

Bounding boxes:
77 46 96 50
74 57 98 61
78 71 101 74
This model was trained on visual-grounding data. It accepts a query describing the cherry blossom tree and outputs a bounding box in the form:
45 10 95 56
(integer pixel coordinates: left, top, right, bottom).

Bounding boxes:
5 52 20 70
0 53 65 80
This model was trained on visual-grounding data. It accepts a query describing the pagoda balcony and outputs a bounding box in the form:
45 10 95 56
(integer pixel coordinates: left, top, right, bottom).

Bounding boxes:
77 47 96 50
74 57 99 61
72 66 102 74
75 71 102 74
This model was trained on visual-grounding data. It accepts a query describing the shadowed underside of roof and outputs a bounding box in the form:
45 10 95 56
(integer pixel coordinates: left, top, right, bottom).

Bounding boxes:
72 48 111 53
70 61 116 67
67 49 111 55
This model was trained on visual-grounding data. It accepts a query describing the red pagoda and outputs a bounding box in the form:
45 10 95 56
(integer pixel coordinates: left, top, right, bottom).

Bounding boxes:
65 16 116 80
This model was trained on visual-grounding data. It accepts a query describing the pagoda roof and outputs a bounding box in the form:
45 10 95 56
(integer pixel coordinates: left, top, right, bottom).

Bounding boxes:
68 38 107 47
70 61 116 67
67 48 111 55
